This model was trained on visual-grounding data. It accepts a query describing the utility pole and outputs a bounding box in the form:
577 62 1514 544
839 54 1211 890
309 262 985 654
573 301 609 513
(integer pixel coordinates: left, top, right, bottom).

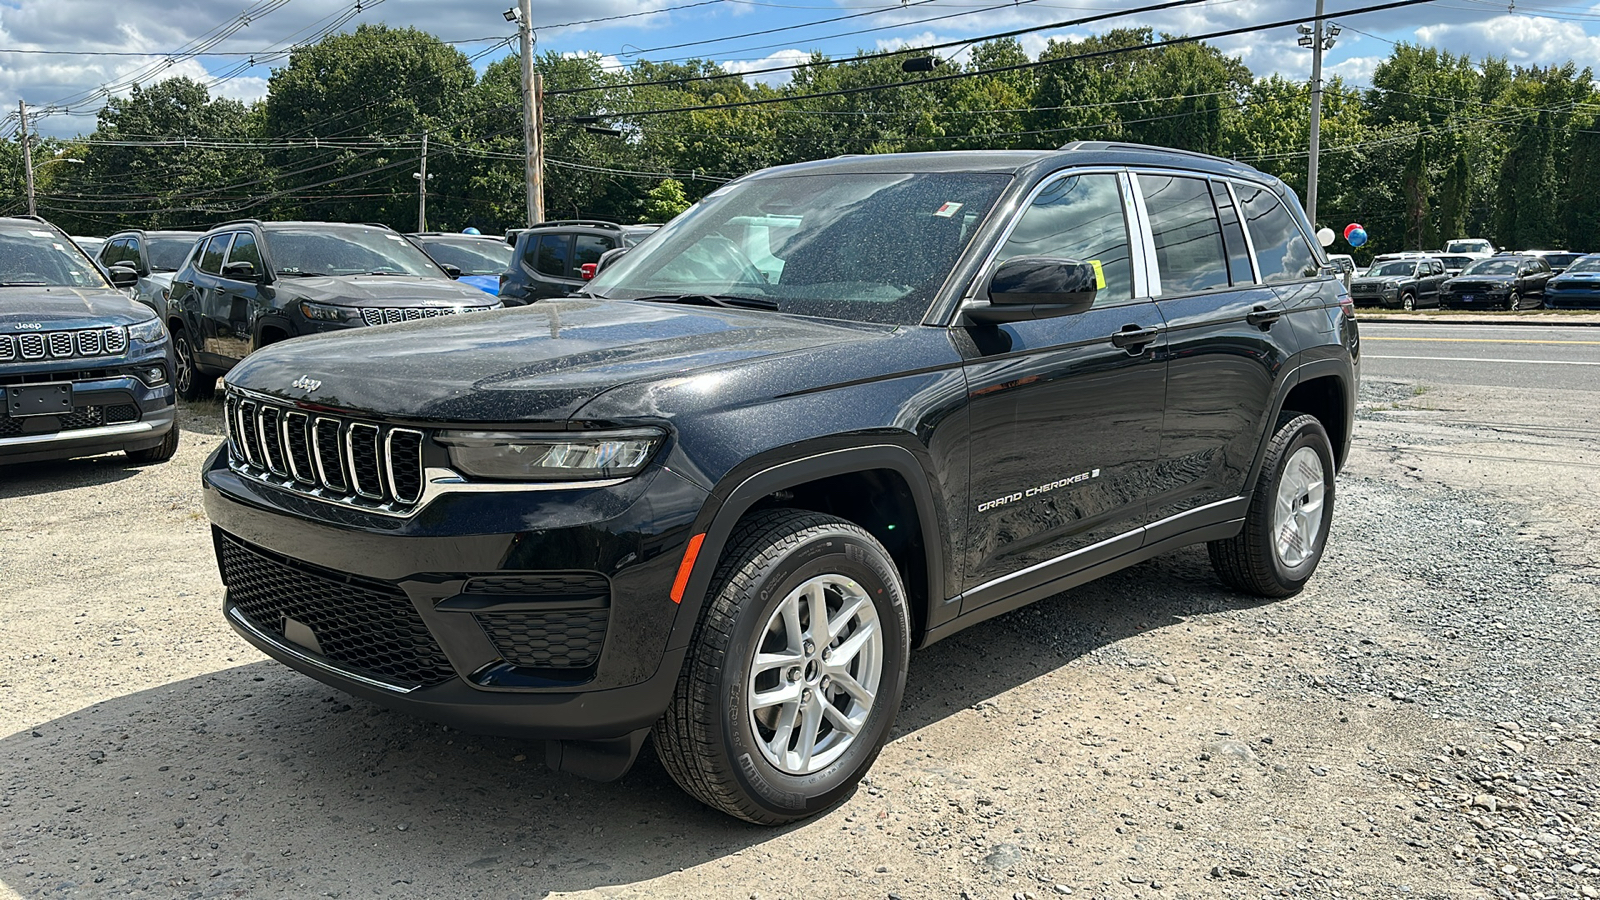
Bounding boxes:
516 0 544 225
19 101 36 218
1297 1 1339 227
415 132 429 232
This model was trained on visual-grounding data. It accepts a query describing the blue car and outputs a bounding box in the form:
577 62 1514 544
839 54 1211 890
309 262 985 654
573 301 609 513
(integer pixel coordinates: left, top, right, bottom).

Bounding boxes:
406 233 514 297
2 216 178 466
1542 253 1600 309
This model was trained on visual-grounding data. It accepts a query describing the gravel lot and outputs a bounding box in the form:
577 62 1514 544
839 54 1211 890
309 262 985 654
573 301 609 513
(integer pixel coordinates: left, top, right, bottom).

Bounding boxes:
2 378 1598 900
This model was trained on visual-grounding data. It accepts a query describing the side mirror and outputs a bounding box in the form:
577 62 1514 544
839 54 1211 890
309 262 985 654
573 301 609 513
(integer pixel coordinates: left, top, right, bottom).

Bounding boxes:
107 264 139 289
593 247 629 277
221 260 259 281
967 256 1098 324
441 264 463 279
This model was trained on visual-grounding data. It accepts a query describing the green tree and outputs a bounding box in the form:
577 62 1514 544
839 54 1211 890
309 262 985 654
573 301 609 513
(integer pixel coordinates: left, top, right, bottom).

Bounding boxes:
1402 138 1432 249
263 24 476 227
1437 148 1471 243
640 178 690 222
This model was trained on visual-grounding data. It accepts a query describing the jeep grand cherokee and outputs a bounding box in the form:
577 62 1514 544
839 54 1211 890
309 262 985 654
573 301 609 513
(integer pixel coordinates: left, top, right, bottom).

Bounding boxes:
203 143 1358 823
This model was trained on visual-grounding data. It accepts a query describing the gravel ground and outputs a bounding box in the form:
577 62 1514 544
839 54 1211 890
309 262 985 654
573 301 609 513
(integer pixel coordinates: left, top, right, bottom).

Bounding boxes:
2 378 1597 900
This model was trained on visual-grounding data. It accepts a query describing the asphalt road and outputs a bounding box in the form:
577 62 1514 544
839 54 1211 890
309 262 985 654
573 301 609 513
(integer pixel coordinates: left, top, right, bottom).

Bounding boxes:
1358 321 1600 391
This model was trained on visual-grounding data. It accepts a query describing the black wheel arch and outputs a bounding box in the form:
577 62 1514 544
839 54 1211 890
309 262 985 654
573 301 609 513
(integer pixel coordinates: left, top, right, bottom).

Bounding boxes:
1239 355 1354 498
666 442 949 657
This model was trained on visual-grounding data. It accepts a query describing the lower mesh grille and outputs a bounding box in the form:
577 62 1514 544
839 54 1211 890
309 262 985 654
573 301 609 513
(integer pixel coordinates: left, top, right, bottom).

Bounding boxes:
477 610 609 669
216 532 456 688
106 404 140 425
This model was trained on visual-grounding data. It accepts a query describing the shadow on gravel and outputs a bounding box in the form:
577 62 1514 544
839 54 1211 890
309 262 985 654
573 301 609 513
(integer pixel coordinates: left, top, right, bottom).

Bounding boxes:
0 547 1279 898
0 455 147 497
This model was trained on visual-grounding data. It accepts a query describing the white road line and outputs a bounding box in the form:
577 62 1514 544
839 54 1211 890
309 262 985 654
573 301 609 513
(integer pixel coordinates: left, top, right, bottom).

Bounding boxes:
1365 355 1600 366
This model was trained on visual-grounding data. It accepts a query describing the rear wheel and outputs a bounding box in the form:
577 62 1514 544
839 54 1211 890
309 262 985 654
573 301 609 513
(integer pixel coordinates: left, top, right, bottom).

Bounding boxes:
653 509 911 824
1209 413 1336 598
173 330 215 401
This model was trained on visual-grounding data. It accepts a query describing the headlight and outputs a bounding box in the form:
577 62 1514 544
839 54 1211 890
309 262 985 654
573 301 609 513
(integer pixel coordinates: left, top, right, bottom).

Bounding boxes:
436 428 663 481
127 317 166 343
300 300 357 322
1381 284 1398 295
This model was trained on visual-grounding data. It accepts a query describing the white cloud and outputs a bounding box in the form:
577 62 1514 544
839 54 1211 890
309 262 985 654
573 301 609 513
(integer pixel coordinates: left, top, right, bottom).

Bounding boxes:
723 49 811 87
1416 14 1600 65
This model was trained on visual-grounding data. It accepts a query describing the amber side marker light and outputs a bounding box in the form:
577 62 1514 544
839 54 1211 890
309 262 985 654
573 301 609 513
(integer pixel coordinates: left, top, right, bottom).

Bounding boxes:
670 533 707 603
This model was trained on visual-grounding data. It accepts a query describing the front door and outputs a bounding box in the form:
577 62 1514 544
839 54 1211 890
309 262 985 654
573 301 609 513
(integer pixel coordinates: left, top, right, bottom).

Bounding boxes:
958 170 1168 605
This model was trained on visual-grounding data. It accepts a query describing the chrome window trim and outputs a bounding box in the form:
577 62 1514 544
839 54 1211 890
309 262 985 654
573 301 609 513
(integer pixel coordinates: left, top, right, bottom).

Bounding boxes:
1224 180 1262 283
1125 172 1162 297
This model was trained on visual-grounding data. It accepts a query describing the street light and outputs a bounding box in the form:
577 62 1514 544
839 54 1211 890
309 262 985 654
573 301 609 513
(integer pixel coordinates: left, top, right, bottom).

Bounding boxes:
26 154 83 217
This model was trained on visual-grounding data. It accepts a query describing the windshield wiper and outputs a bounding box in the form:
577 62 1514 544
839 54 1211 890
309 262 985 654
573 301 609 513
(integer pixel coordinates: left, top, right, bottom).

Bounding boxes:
359 271 412 276
277 271 328 277
633 293 779 311
0 281 48 287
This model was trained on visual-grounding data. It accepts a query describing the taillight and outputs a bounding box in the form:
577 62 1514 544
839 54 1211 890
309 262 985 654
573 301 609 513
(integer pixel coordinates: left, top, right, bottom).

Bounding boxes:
579 263 598 280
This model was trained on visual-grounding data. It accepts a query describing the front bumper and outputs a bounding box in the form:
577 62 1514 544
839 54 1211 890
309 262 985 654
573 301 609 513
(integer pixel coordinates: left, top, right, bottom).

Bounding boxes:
202 446 709 741
0 348 176 464
1544 289 1600 309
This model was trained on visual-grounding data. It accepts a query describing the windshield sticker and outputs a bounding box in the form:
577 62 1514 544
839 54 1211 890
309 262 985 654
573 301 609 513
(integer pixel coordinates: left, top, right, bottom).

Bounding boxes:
934 202 963 218
386 235 407 242
30 230 52 237
1088 260 1106 290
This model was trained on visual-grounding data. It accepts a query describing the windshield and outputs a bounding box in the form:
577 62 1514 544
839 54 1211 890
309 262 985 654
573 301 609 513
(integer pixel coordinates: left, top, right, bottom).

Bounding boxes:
1564 256 1600 274
1463 259 1519 276
1446 240 1491 254
147 236 198 271
0 225 110 288
414 238 513 276
623 228 657 247
267 228 446 278
589 171 1010 325
1369 261 1417 277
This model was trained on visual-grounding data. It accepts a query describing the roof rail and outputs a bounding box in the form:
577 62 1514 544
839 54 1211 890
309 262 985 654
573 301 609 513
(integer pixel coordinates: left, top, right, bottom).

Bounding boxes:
1059 140 1234 164
532 219 624 230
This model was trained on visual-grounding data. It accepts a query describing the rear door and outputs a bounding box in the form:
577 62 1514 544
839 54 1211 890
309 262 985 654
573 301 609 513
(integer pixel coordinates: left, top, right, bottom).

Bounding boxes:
195 233 249 364
523 233 579 300
216 231 269 354
958 169 1169 606
1134 172 1292 523
1422 259 1446 304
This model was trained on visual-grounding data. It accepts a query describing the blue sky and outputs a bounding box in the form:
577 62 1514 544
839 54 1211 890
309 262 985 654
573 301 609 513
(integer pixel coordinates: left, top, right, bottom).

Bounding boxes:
5 0 1600 138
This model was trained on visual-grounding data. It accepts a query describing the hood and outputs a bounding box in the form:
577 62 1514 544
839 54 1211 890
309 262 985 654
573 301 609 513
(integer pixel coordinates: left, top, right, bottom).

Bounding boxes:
1351 276 1403 287
0 286 157 330
147 272 177 289
1552 271 1600 283
457 274 500 296
286 274 496 307
223 296 891 422
1449 275 1514 287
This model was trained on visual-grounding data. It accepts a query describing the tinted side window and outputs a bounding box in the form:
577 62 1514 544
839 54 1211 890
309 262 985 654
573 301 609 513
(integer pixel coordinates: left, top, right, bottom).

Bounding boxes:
125 237 143 270
535 235 571 277
226 232 263 272
996 172 1133 304
1238 185 1319 283
1210 181 1254 286
1139 174 1229 294
574 234 611 268
198 234 233 275
101 238 131 268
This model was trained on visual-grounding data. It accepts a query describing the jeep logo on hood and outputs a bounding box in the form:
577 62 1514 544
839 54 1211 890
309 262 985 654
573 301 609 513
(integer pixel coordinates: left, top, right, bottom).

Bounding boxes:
291 376 322 393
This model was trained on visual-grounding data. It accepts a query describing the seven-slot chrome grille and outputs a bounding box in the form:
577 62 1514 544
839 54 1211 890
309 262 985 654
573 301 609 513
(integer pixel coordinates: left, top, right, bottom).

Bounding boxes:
359 305 490 327
223 388 425 512
0 328 127 363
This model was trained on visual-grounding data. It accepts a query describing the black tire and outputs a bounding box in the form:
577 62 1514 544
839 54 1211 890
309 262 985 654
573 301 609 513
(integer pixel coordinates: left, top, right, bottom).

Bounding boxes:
1208 413 1336 598
1506 291 1520 311
126 427 179 465
1400 292 1415 311
173 330 215 402
653 508 911 824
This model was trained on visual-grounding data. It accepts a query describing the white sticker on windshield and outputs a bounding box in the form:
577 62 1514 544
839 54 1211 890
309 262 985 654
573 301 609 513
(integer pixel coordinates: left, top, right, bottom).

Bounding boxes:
934 202 963 218
386 235 406 242
30 230 52 237
53 243 66 251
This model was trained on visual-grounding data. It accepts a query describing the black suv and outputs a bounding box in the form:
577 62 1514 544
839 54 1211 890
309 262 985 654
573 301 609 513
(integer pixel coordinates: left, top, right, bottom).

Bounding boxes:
498 220 658 304
1349 255 1447 309
203 144 1357 823
1439 254 1553 310
97 229 204 317
166 221 500 400
1 216 178 465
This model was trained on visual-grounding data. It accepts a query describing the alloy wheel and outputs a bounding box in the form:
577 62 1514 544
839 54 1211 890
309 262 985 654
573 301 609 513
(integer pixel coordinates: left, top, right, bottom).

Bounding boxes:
1271 446 1326 568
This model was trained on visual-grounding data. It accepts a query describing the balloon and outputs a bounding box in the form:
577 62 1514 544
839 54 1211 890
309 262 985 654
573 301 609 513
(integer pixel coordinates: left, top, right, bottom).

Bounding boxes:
1347 227 1368 248
462 226 482 235
1343 223 1363 240
1316 226 1335 248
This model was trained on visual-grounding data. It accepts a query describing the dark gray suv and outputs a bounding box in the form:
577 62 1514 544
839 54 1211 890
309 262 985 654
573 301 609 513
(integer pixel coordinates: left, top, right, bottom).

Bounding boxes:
498 220 659 304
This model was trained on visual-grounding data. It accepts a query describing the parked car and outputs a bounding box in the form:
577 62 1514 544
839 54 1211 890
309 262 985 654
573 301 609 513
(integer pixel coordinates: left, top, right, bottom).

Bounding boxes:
98 229 204 317
1436 254 1474 277
165 220 500 400
1541 253 1600 308
1 216 177 466
1439 254 1553 310
499 220 660 305
203 143 1356 824
1521 250 1584 274
1326 253 1355 289
72 235 105 258
1348 256 1447 309
406 232 514 296
1443 238 1496 259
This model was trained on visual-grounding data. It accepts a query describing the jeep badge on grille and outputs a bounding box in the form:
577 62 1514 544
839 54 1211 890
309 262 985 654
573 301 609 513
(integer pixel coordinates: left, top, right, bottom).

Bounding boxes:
291 376 322 393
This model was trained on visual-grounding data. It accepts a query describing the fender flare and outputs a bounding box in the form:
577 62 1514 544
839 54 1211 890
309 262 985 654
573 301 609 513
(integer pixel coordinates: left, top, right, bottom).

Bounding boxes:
665 443 948 653
1241 354 1354 495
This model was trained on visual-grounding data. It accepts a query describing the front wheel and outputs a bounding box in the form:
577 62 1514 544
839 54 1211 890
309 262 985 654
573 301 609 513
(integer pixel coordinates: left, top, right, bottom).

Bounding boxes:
173 331 215 402
1209 413 1336 598
1506 291 1520 311
1401 292 1415 311
125 427 179 465
653 509 911 824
